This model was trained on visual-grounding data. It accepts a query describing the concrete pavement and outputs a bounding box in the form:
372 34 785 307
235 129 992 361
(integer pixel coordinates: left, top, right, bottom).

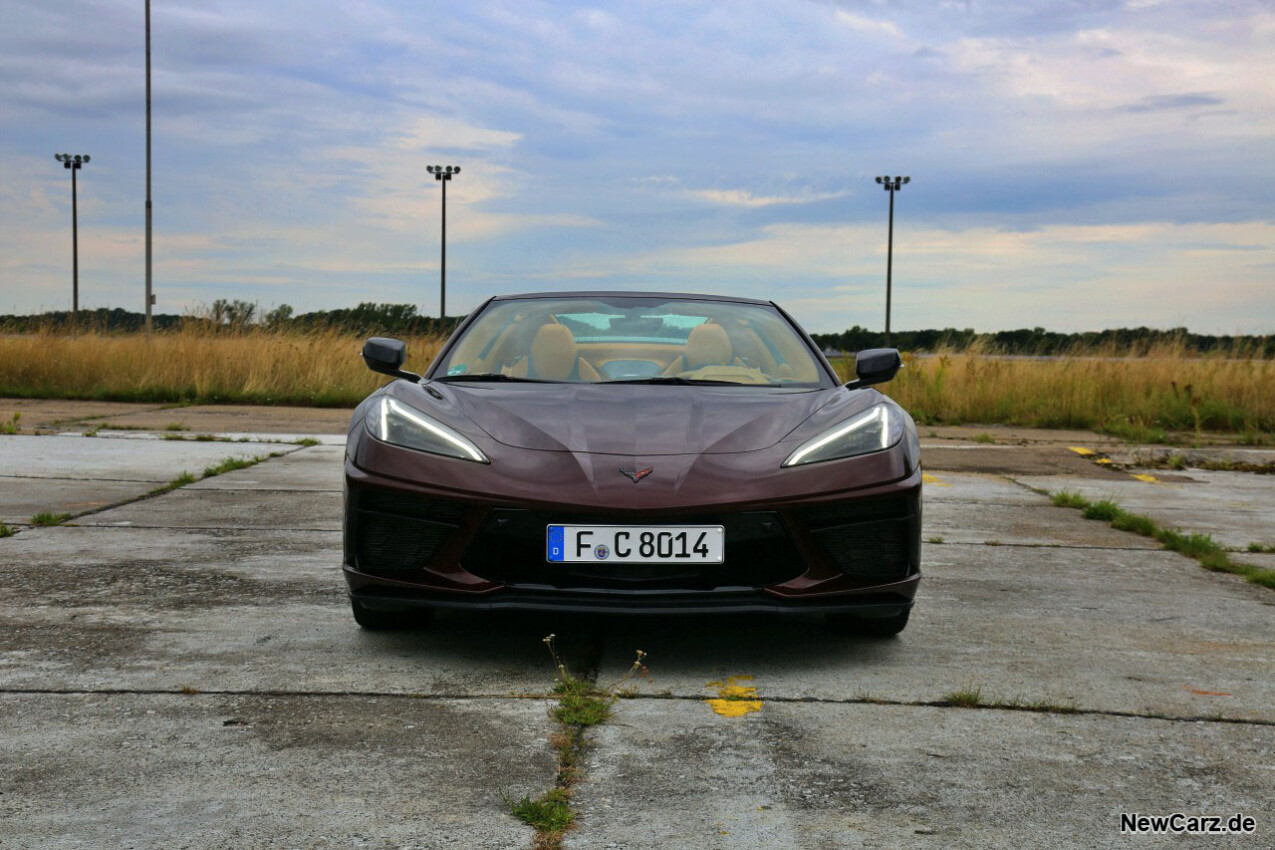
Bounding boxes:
1 421 1273 848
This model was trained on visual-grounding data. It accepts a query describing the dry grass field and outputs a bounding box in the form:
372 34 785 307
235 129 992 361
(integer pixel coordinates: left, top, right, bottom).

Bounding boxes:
0 329 445 407
1 330 1271 437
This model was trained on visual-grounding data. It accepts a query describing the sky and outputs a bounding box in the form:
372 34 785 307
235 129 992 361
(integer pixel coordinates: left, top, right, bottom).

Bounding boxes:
1 0 1272 334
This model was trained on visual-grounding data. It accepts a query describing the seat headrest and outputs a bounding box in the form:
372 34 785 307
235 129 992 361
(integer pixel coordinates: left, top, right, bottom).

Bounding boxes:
530 324 577 380
685 323 731 369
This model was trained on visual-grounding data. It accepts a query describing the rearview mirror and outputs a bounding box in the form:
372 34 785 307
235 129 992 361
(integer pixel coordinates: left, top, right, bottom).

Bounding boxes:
361 337 420 381
845 348 902 389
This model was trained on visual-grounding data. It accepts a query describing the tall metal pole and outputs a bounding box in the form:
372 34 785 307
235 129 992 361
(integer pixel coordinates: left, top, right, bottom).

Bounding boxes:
885 185 894 348
426 165 460 322
145 0 153 333
440 175 446 320
72 163 79 317
56 154 90 319
875 175 910 348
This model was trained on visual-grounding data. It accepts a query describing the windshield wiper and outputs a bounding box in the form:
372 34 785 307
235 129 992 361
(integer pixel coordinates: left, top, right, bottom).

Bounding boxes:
435 374 554 383
605 376 745 386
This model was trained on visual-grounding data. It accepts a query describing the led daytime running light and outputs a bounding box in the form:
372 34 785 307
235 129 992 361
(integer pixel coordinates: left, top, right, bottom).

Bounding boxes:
379 397 488 463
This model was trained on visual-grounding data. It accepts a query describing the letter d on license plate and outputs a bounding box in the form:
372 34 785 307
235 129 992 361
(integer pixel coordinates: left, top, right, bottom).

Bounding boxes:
546 525 724 563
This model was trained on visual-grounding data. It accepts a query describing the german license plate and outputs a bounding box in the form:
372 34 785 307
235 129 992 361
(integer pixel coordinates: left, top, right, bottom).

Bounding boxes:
546 525 725 563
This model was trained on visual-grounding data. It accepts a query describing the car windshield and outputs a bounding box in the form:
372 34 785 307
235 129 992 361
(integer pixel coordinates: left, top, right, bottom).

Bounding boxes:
433 295 831 387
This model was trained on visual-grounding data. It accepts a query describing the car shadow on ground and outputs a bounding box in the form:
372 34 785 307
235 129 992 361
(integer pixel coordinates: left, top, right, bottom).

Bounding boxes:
354 607 910 692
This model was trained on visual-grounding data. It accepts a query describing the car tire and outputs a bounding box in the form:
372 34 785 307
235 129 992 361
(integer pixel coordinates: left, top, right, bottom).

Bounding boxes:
350 599 433 631
826 609 910 637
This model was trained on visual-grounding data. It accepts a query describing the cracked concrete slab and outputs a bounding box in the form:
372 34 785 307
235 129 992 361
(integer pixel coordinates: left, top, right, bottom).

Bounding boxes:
0 434 285 481
596 543 1275 722
1015 471 1275 551
74 487 343 530
0 692 551 849
0 476 156 523
186 445 345 491
565 700 1274 849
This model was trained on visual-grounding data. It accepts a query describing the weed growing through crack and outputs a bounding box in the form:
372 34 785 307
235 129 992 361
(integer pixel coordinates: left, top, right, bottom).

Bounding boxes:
504 789 575 834
926 535 945 544
0 412 19 434
0 523 14 538
1248 542 1275 554
30 512 71 526
941 685 983 708
1051 490 1088 509
293 437 321 447
506 635 648 848
201 454 279 478
1051 490 1275 590
149 471 197 496
164 422 189 431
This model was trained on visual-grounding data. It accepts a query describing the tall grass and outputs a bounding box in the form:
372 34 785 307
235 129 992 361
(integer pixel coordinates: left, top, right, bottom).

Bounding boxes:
832 339 1275 434
0 327 446 407
2 329 1273 433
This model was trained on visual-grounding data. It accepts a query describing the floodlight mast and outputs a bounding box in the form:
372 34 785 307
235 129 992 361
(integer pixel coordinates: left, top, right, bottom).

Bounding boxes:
874 175 910 347
426 165 461 322
145 0 154 332
55 153 91 319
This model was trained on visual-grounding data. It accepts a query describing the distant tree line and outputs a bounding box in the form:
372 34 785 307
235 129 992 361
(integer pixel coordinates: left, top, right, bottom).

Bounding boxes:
810 325 1275 357
0 302 466 337
3 305 1269 356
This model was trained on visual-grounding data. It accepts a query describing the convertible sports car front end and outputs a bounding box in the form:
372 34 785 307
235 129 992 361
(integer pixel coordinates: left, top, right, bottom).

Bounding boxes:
342 292 922 634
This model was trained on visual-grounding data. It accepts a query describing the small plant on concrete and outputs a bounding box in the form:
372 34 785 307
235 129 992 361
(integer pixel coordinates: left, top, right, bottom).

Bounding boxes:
1081 499 1121 521
0 523 14 538
1051 490 1087 509
149 471 197 497
972 432 996 444
294 437 321 447
0 412 20 434
941 685 983 708
1247 542 1275 554
504 788 574 833
30 512 72 526
926 535 945 544
164 422 189 431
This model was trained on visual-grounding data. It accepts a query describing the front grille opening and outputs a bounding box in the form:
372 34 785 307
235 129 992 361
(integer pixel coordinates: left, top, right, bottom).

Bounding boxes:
795 493 919 581
351 486 464 574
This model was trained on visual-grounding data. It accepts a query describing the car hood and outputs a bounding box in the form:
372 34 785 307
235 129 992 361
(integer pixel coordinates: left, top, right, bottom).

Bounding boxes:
413 382 846 455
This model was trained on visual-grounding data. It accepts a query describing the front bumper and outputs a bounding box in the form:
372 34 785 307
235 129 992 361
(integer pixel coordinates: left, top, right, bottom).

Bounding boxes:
342 440 922 616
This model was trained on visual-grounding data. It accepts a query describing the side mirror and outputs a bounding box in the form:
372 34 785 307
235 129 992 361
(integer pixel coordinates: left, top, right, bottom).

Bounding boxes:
361 337 420 381
845 348 902 389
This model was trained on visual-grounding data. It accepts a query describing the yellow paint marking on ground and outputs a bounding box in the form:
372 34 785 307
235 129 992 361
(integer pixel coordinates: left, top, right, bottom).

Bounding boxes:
1094 458 1114 465
1130 473 1160 484
1068 446 1096 456
705 675 763 717
922 473 950 487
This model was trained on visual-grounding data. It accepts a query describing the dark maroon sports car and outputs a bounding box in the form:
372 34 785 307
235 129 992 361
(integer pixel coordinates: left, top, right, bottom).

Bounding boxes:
343 292 921 634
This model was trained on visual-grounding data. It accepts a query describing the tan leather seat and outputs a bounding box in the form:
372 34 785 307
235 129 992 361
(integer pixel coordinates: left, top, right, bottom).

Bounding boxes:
520 324 601 381
663 323 734 374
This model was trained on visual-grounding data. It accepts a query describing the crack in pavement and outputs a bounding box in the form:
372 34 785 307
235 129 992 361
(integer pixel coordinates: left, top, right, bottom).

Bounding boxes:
5 688 1269 727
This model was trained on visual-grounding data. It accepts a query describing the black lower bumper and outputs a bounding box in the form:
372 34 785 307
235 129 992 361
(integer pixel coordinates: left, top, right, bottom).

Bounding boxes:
348 579 917 617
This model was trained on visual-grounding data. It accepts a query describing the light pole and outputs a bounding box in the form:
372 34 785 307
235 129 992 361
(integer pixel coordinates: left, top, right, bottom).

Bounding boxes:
426 164 460 321
145 0 154 332
55 153 91 319
875 175 910 348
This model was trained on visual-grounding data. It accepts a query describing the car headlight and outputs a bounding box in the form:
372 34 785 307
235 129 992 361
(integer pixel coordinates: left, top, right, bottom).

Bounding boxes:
783 402 903 467
367 396 489 463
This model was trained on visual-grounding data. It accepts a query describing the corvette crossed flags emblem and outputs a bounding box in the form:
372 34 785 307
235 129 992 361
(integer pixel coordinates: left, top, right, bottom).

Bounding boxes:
619 467 654 483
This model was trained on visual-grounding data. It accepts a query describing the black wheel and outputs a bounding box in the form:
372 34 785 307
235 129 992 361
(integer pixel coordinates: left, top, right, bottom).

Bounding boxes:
350 599 433 631
826 608 910 637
